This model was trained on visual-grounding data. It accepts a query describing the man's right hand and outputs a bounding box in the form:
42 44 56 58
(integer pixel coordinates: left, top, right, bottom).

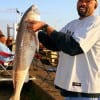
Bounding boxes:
26 20 46 32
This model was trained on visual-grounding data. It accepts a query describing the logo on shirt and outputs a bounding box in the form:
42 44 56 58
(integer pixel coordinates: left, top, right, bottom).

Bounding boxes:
72 82 81 87
66 30 74 36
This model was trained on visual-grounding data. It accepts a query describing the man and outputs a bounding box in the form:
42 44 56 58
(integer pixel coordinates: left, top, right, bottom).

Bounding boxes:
27 0 100 100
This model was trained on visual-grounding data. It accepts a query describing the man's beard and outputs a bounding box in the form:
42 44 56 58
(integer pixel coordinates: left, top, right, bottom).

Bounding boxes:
77 7 88 17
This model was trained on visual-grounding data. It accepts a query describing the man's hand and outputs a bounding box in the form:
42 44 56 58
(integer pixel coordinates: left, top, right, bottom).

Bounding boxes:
26 20 45 32
26 20 55 36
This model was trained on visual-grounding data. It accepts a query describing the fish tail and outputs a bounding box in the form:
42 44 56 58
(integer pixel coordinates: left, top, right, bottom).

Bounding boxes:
11 70 29 100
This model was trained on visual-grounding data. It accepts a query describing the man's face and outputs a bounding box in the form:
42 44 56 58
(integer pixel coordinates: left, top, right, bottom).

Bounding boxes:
77 0 97 18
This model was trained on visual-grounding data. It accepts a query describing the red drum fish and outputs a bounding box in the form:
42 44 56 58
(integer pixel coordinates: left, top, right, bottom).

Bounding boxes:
10 5 40 100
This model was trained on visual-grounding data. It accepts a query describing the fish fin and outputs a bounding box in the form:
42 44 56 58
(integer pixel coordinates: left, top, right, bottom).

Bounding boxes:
35 31 39 51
